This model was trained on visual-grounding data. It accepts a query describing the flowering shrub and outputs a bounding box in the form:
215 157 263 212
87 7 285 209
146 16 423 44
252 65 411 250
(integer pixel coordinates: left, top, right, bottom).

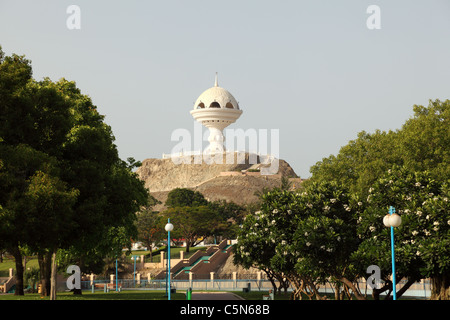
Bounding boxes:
354 165 450 298
233 190 298 293
235 182 361 299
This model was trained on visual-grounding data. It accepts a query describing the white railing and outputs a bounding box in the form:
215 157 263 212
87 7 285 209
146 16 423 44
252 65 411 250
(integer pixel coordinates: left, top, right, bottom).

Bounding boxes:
162 150 275 163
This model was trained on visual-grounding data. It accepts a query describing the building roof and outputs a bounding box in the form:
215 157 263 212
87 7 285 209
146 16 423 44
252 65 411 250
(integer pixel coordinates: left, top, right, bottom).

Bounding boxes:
193 74 240 110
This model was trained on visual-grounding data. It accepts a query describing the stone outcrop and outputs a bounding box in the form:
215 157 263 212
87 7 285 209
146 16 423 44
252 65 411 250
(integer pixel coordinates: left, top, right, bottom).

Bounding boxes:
135 152 300 208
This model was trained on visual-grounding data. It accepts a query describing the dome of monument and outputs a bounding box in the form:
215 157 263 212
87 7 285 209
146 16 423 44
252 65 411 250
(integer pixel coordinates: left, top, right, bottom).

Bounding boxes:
190 74 243 153
193 75 240 110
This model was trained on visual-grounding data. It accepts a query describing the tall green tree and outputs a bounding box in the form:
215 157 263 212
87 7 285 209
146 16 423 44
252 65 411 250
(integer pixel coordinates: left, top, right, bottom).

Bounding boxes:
163 188 229 252
50 85 148 282
25 171 79 299
0 47 148 296
165 188 208 208
207 200 246 240
396 100 450 180
163 205 222 252
0 144 57 295
308 99 450 299
308 129 400 197
136 194 163 261
308 99 449 197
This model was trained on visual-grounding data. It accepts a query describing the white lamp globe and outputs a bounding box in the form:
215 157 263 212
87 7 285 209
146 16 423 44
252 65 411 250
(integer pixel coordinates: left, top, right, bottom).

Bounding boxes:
165 223 174 232
383 214 391 227
389 214 402 227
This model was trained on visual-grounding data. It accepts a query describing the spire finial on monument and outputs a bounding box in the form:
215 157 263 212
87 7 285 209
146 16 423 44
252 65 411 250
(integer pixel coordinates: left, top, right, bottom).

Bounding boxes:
214 72 218 87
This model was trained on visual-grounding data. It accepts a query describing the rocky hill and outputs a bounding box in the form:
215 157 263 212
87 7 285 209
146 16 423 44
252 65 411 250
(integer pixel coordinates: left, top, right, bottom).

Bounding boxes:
136 152 301 208
135 153 301 276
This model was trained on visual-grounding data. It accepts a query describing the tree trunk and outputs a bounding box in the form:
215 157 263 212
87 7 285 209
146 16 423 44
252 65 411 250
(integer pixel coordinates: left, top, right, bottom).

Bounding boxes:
50 250 57 300
185 237 195 253
303 277 322 300
263 270 278 294
372 277 416 300
431 275 450 300
274 273 290 295
10 246 24 296
340 277 366 300
287 277 303 300
396 278 416 299
38 251 52 296
333 282 341 300
372 281 391 300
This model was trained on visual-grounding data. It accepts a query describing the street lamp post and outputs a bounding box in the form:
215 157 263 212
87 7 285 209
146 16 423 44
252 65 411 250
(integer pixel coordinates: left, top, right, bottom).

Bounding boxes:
132 255 140 287
383 205 402 300
165 219 174 300
115 258 118 292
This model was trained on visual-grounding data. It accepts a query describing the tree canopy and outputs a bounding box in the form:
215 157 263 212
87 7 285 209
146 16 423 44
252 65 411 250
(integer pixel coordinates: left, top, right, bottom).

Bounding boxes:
162 188 227 252
235 100 450 300
165 188 209 208
308 99 449 197
0 46 148 296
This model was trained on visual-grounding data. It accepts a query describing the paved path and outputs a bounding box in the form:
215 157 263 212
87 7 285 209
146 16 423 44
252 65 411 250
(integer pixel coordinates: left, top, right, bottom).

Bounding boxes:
191 292 244 300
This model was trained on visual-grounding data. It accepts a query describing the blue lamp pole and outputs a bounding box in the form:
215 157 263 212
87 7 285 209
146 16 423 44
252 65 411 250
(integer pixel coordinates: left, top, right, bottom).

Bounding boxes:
383 206 402 300
115 259 118 292
165 219 174 300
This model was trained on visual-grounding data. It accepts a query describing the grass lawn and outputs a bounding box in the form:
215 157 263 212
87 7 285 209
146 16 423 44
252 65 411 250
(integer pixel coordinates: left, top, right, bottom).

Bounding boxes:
0 258 39 277
0 289 291 300
1 246 207 274
232 291 291 300
0 290 188 300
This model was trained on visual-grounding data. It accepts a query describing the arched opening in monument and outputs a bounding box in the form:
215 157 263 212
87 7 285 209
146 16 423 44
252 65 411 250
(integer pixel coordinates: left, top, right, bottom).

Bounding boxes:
209 102 221 108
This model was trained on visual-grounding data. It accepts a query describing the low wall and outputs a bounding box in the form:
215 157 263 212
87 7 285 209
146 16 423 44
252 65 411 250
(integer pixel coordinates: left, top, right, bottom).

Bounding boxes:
81 273 432 299
0 269 15 293
218 171 282 177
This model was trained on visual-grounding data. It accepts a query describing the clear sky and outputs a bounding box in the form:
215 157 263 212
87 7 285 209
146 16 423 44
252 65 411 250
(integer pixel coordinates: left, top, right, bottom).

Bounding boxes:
1 1 449 178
